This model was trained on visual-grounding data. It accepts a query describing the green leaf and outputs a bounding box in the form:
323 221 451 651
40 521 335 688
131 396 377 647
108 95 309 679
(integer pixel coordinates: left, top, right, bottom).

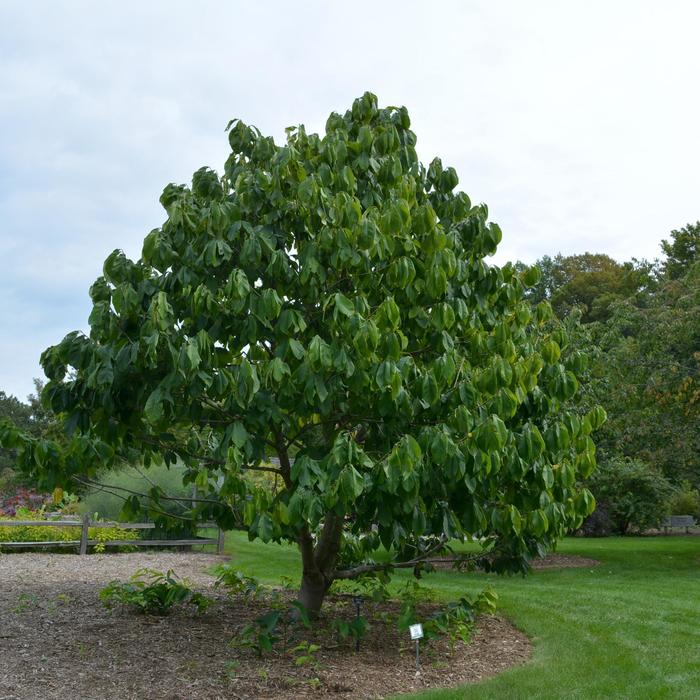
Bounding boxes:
588 406 608 431
529 509 549 536
185 340 201 370
288 339 306 359
298 176 316 206
541 340 561 364
517 424 545 461
421 373 440 406
270 357 290 382
256 513 274 543
339 465 364 500
522 265 541 287
474 416 508 453
314 375 328 402
308 335 333 370
334 293 354 317
144 388 164 424
231 422 249 448
541 465 554 489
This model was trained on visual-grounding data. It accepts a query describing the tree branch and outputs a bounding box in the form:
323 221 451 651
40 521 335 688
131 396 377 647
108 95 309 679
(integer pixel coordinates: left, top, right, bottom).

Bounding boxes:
298 526 317 574
71 476 200 523
271 426 293 489
72 475 223 506
331 551 487 580
314 511 344 573
242 464 285 477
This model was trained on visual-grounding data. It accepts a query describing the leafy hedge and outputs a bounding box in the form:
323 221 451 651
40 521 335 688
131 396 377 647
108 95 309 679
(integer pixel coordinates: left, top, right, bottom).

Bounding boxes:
667 481 700 519
582 457 673 535
0 508 136 552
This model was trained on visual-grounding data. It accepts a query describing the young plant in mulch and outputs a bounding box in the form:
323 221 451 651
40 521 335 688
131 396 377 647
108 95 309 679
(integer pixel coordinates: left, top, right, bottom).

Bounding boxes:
215 564 315 656
99 568 210 616
214 564 512 696
397 583 499 651
220 564 497 657
232 597 314 656
213 561 266 600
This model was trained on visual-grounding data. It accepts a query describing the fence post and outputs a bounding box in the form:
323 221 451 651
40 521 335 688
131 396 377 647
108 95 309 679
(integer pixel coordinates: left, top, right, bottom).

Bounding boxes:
216 528 225 555
79 513 90 555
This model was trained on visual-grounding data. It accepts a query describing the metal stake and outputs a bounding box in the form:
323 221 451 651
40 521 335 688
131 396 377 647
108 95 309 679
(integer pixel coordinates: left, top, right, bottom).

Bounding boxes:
353 595 363 652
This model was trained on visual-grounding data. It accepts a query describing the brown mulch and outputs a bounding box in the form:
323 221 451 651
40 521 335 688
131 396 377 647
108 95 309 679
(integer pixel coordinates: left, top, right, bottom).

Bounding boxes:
432 552 600 574
529 553 600 570
0 553 531 699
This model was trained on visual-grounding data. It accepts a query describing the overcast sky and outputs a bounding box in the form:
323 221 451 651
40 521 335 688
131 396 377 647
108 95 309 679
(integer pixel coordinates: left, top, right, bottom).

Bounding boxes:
1 1 698 401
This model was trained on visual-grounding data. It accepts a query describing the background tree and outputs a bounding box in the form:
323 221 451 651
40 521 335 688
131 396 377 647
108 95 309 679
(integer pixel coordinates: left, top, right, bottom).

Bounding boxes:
525 253 652 323
660 222 700 280
0 380 58 488
1 93 603 615
581 456 673 535
0 391 33 478
590 262 700 485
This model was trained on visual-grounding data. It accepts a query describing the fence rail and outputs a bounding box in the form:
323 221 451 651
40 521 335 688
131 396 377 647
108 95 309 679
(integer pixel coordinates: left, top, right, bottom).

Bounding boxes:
0 515 226 554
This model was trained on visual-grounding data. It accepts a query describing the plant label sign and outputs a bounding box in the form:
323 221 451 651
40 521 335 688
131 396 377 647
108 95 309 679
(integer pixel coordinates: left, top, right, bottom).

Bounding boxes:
409 623 424 640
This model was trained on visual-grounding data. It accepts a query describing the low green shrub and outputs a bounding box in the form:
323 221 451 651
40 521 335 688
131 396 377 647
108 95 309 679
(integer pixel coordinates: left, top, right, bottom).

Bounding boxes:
584 457 674 534
235 609 285 656
0 507 136 552
100 568 210 615
332 613 368 646
667 481 700 518
289 640 322 670
396 583 498 648
213 562 265 598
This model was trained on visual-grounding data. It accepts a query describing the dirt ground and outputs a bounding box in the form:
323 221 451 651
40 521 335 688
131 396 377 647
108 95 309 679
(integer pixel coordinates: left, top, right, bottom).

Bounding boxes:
430 552 600 574
530 553 599 569
0 552 533 699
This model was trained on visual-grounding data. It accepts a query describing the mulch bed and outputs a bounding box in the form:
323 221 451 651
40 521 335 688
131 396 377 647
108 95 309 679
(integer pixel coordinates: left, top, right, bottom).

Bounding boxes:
432 552 600 574
529 553 600 569
0 553 531 699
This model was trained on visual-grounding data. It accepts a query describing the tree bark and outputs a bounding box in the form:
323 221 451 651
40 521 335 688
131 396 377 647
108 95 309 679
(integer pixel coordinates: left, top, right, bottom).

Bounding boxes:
298 569 328 617
296 512 344 617
275 433 344 617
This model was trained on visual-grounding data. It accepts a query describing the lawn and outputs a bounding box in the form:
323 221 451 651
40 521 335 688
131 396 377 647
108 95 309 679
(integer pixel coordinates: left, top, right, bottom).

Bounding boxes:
220 533 700 699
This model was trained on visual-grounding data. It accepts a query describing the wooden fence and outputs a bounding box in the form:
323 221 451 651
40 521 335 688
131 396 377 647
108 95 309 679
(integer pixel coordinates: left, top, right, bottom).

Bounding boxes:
0 514 226 554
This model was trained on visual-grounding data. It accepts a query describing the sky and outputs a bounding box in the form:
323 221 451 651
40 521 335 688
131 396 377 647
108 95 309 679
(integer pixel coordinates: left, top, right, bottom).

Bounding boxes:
1 1 699 401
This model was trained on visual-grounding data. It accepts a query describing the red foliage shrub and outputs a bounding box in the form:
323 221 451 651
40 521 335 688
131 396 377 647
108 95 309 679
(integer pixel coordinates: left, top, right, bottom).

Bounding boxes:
0 487 51 517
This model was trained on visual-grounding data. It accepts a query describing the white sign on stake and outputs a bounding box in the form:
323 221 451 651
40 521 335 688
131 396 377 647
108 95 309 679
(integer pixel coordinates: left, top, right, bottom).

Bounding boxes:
409 623 424 640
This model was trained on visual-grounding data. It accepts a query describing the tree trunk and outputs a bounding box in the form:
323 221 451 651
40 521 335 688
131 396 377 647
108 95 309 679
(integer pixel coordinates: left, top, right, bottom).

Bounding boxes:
296 511 344 618
298 570 329 618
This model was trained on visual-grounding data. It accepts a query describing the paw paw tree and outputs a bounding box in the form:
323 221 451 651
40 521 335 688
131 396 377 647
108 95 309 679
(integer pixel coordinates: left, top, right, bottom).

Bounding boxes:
1 93 604 615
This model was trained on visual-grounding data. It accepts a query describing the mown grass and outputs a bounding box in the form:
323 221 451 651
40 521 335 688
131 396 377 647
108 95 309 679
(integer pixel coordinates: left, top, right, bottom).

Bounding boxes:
218 533 700 699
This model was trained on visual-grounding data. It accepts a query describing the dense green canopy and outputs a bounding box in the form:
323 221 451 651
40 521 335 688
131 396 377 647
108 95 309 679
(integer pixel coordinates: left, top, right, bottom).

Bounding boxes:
1 93 603 612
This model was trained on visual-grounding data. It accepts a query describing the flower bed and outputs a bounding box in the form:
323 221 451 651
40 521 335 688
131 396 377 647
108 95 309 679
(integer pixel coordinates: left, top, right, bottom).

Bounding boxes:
0 487 52 517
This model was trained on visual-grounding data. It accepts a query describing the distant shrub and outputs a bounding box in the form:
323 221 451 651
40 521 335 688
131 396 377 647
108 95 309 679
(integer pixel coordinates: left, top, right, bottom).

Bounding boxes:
0 487 51 517
583 457 673 534
578 501 614 537
0 466 21 494
667 481 700 519
79 462 194 530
